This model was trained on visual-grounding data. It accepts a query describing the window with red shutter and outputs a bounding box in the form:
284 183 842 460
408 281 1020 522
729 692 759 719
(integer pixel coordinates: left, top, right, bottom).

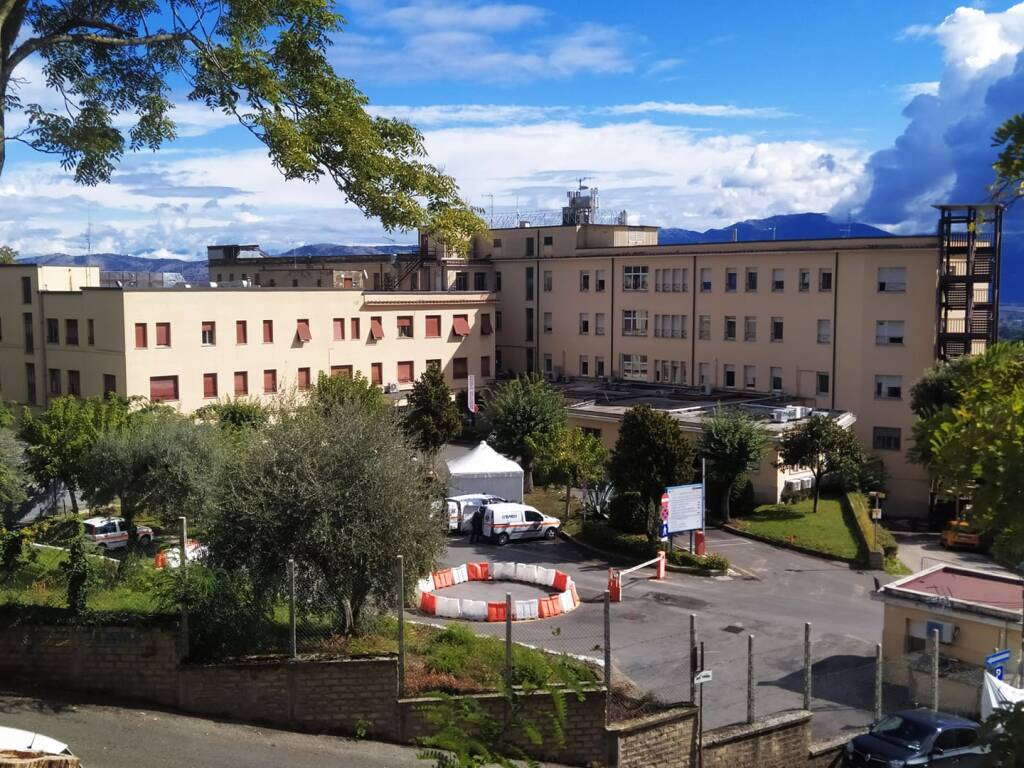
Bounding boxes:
425 315 441 338
333 318 345 341
397 316 413 338
236 320 247 344
262 320 273 343
371 363 382 385
201 321 216 345
156 322 171 347
481 313 493 336
135 323 148 348
203 373 218 398
331 365 353 378
234 371 248 395
296 319 311 342
297 367 311 390
149 376 178 401
263 369 277 393
397 361 414 383
452 315 471 337
351 318 360 339
453 357 468 379
369 317 384 341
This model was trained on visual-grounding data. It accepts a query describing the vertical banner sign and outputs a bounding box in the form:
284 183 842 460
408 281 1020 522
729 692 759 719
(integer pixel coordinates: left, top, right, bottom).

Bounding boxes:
467 374 477 413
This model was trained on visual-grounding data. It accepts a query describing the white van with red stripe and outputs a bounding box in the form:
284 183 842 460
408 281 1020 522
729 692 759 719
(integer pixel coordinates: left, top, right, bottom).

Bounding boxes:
83 516 152 550
482 503 560 546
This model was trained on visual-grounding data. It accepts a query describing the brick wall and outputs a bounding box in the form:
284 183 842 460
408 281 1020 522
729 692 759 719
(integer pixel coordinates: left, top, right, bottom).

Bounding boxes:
703 711 812 768
0 624 179 707
606 706 698 768
399 688 608 767
180 656 399 739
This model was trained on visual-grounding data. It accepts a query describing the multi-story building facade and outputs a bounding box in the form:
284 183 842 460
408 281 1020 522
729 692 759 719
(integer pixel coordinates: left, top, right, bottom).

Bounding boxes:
0 264 495 414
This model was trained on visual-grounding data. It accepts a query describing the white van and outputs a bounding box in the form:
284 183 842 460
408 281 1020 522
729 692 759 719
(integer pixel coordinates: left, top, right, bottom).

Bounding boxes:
482 502 560 545
445 494 507 533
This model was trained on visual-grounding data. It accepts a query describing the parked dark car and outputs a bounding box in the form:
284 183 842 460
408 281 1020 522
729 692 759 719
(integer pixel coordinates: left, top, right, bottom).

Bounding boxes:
844 709 987 767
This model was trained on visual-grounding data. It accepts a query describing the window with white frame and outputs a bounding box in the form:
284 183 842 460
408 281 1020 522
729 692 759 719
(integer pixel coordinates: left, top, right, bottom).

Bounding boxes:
579 313 590 335
543 353 552 373
817 319 832 344
595 269 607 292
700 268 712 292
595 356 605 377
772 268 785 291
543 270 552 292
770 366 783 391
655 359 686 384
876 320 905 345
771 316 784 341
874 375 903 400
580 356 590 377
872 427 902 451
816 372 830 395
655 267 687 292
743 365 757 389
698 315 711 340
724 364 736 387
655 314 686 338
595 312 606 336
623 265 649 291
622 310 648 336
877 267 906 293
819 268 833 292
725 316 737 340
744 316 757 341
621 353 648 380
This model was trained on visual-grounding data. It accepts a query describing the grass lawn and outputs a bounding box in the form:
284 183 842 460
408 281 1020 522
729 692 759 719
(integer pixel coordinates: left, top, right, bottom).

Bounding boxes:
525 486 582 526
732 496 862 561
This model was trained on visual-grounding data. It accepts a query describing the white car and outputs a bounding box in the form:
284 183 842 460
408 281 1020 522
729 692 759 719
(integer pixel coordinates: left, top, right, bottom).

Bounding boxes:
445 494 508 533
0 726 74 757
83 516 153 550
482 502 561 545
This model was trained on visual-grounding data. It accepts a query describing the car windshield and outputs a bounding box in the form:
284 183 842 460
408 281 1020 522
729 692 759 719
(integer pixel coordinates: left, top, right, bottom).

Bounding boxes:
83 524 95 535
871 715 934 751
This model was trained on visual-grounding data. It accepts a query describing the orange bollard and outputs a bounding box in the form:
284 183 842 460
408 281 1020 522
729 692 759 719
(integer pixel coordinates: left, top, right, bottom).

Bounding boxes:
655 550 667 580
694 530 707 556
608 568 622 602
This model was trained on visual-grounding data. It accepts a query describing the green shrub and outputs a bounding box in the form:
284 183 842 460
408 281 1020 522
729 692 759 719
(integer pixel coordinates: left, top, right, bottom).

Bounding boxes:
608 490 647 534
60 531 94 615
844 491 899 560
667 549 730 572
1 528 24 572
579 521 655 560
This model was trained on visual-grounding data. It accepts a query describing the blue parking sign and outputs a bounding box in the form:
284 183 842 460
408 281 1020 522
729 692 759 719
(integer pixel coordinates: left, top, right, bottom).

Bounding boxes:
995 665 1005 681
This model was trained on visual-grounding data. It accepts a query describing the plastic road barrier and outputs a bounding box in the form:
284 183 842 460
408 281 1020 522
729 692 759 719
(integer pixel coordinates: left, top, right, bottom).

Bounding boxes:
416 561 580 622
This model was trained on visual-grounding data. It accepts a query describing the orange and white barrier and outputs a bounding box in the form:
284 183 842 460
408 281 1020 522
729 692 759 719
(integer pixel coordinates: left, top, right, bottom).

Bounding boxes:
154 539 207 569
608 550 667 603
415 561 581 622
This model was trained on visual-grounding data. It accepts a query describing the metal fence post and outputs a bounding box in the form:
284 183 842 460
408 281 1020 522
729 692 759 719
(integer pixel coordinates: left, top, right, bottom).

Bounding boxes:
690 613 697 704
874 643 883 721
747 634 755 724
603 590 612 691
505 592 513 690
931 628 940 712
803 622 812 711
396 555 405 698
178 516 189 659
287 558 297 658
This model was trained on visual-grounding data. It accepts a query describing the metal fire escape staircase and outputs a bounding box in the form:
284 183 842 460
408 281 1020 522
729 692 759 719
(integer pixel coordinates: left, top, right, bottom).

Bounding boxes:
934 204 1003 361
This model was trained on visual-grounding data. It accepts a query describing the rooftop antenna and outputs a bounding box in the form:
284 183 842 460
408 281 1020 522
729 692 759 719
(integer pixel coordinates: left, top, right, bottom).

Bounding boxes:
839 212 853 239
576 176 592 191
85 203 93 257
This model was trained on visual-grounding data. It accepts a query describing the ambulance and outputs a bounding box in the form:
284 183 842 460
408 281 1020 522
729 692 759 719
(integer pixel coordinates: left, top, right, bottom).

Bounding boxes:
83 516 153 550
482 502 561 545
445 494 507 533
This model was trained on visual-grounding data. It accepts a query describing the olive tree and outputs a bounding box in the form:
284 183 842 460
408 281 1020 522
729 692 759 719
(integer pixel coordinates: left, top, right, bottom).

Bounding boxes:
205 398 445 633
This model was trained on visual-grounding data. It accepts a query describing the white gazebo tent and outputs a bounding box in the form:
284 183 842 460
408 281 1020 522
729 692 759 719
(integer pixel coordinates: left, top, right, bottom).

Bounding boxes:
446 442 524 502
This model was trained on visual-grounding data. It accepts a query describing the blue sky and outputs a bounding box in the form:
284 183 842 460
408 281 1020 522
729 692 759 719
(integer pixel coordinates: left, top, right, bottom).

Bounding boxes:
2 0 1022 257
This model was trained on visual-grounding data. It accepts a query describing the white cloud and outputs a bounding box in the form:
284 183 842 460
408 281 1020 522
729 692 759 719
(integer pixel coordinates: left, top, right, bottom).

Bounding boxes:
371 1 545 32
895 81 940 100
597 101 793 119
367 104 569 125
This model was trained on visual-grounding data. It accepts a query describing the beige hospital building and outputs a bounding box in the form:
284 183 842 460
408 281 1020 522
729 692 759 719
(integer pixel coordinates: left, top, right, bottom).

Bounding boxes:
0 192 1001 517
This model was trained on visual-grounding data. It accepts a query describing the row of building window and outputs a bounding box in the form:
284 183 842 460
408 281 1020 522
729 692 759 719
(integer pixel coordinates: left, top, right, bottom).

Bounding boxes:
536 266 908 295
26 364 116 404
42 318 96 347
133 314 489 349
147 357 489 402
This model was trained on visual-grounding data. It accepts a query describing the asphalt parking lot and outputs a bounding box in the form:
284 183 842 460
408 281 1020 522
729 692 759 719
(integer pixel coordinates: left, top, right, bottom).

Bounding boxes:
437 528 883 736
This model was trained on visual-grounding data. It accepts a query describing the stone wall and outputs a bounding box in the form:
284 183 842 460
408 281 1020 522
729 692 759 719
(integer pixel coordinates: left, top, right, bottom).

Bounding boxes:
703 711 813 768
606 706 698 768
399 688 608 768
0 624 180 707
180 656 399 739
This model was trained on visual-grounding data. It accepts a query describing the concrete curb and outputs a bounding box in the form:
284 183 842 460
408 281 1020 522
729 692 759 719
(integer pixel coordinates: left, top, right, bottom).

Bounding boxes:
558 531 726 577
721 524 859 566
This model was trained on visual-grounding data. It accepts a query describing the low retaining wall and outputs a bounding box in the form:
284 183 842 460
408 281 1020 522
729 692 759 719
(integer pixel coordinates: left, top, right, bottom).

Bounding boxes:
703 711 812 768
606 706 698 768
400 688 608 767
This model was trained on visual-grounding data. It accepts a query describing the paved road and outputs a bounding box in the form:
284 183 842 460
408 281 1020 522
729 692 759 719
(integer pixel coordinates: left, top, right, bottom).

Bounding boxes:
0 688 425 768
437 528 882 737
890 531 1012 576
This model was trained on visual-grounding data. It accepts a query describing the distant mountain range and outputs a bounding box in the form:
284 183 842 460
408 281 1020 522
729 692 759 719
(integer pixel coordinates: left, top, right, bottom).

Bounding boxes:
16 212 1020 301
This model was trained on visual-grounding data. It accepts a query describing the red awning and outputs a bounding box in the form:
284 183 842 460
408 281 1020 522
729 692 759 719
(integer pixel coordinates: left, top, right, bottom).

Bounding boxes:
296 320 312 342
370 318 384 340
452 317 471 337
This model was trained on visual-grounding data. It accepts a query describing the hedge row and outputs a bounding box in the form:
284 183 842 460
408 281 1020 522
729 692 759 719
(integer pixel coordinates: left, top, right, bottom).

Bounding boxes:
844 491 898 567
